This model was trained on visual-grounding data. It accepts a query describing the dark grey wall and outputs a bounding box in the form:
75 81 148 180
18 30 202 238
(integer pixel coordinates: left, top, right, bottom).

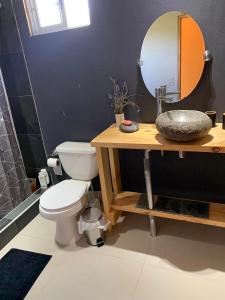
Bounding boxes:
0 0 46 182
12 0 225 201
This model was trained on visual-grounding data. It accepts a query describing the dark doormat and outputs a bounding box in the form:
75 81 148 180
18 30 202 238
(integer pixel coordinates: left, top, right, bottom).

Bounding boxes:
0 248 52 300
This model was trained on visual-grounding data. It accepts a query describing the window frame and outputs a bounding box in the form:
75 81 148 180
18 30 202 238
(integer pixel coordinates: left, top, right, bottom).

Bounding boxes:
23 0 90 36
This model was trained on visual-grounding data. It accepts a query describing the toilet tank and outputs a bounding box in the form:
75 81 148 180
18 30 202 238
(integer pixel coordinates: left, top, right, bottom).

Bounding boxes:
56 142 98 181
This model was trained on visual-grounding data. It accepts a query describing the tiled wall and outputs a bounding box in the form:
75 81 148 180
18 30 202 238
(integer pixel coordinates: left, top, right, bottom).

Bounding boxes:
0 0 46 182
0 73 32 219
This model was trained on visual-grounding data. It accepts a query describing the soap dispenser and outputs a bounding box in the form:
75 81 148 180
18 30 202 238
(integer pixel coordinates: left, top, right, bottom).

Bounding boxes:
38 169 49 188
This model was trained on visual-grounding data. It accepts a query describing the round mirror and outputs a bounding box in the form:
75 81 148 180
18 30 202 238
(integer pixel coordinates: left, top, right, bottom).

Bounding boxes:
140 11 205 102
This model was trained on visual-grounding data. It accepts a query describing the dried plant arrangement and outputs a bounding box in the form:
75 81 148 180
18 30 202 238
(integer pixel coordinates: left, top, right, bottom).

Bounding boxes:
108 77 139 114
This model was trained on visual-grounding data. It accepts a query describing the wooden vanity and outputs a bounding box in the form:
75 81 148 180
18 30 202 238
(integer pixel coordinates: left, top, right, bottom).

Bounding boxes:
91 123 225 234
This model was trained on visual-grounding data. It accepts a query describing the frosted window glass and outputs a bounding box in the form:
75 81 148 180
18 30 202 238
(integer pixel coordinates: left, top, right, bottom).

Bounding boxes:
64 0 90 28
35 0 62 27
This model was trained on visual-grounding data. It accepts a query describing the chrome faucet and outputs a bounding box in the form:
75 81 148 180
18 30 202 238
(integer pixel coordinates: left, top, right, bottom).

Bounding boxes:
155 85 180 116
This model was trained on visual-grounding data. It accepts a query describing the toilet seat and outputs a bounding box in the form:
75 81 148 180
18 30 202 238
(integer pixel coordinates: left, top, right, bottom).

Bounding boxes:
40 179 90 212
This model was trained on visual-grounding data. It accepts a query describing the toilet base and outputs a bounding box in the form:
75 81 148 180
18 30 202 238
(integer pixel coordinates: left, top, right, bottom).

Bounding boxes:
39 194 88 247
55 216 80 246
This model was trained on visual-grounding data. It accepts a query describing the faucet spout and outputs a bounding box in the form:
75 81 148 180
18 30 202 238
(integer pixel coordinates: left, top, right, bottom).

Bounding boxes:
155 88 162 116
155 85 180 116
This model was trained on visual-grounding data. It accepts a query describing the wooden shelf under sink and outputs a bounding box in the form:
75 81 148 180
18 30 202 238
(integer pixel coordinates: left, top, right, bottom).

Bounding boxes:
111 192 225 228
92 123 225 232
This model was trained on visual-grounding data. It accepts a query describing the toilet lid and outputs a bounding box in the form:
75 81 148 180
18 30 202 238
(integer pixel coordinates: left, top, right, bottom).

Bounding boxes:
40 180 89 211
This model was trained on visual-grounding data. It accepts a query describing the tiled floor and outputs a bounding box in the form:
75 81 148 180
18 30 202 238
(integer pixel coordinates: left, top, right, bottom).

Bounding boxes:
1 213 225 299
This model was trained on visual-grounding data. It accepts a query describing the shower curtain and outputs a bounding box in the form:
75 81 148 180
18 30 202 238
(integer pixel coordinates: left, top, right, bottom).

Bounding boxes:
0 70 31 219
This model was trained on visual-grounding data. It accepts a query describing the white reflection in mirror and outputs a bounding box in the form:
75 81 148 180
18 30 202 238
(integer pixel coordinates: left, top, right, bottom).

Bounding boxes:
140 11 205 102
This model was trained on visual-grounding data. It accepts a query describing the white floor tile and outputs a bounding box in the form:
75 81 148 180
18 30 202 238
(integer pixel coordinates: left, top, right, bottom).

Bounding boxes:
99 213 151 263
145 219 225 283
62 213 151 264
133 263 225 300
0 232 60 258
36 250 144 300
19 214 56 241
25 264 58 300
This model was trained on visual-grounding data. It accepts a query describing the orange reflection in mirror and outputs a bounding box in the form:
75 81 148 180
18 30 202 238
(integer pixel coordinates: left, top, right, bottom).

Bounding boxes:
179 15 205 99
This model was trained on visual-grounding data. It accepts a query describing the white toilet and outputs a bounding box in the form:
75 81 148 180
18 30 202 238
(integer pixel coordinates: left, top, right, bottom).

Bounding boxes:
39 142 98 246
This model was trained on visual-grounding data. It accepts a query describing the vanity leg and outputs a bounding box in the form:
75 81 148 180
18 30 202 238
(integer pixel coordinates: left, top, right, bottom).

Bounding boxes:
96 147 114 224
144 150 157 236
108 148 122 195
149 216 157 237
108 148 124 224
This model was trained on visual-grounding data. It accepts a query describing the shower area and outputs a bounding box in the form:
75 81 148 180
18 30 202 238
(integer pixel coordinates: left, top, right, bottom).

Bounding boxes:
0 1 47 240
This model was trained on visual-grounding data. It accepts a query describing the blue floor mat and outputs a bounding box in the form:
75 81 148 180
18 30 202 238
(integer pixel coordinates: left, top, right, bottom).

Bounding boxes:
0 248 52 300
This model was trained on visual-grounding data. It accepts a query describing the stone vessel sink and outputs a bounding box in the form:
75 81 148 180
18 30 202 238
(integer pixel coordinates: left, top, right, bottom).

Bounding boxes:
155 110 212 142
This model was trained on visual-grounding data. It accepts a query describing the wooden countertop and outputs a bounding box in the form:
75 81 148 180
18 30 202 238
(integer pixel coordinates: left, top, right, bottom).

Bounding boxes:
91 123 225 153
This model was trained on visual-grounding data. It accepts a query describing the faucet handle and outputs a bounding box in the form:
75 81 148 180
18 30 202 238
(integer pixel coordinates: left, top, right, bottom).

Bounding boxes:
166 91 180 95
159 96 174 103
155 88 161 98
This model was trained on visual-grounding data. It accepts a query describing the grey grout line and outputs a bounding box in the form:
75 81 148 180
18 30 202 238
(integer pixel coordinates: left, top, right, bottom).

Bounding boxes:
11 0 48 162
131 261 146 300
17 133 42 136
18 226 149 264
0 51 23 56
8 95 33 98
0 231 59 253
18 227 55 241
19 233 51 240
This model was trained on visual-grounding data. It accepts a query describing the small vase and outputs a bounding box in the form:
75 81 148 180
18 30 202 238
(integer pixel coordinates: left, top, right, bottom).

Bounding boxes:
115 113 124 127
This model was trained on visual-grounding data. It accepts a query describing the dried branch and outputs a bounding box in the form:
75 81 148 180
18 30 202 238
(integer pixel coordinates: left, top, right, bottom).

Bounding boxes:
109 78 139 114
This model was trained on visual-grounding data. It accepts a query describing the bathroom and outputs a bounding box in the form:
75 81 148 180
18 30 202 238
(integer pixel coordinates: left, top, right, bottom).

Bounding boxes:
0 0 225 299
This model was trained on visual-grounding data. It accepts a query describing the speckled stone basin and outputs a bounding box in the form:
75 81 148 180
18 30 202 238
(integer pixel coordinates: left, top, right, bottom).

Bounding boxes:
155 110 212 142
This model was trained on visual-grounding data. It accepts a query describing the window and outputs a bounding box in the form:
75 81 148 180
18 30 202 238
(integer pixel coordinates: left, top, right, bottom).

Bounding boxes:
24 0 90 35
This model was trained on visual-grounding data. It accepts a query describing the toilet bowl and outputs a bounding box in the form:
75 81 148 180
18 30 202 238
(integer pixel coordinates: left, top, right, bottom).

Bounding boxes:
39 141 98 246
39 179 90 246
